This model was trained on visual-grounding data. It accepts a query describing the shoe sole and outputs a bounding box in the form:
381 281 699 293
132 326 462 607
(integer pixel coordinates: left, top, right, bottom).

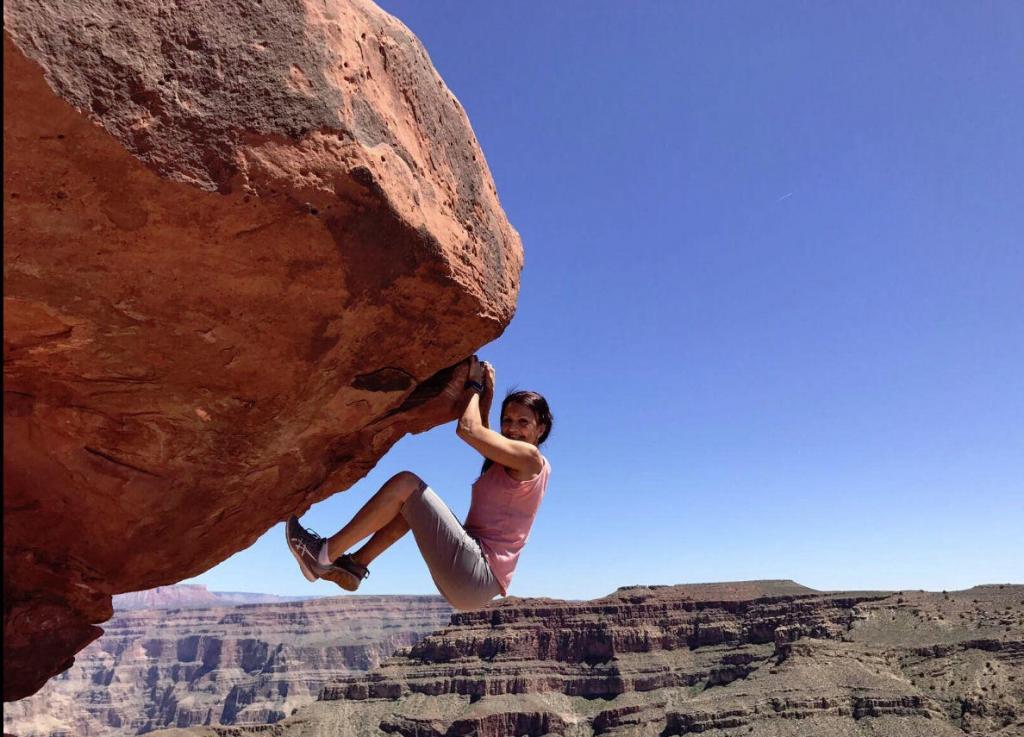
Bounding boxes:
321 566 361 592
285 519 318 582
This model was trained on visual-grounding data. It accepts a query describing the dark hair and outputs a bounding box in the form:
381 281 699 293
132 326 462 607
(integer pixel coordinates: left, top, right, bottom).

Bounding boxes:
481 390 553 474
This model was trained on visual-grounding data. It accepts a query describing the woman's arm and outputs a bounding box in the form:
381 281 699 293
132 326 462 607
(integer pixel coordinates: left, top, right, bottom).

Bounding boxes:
455 359 542 475
479 361 494 429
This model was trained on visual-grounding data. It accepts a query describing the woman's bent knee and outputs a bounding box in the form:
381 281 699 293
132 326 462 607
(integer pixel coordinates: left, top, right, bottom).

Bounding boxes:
389 471 426 509
390 470 424 489
388 471 425 498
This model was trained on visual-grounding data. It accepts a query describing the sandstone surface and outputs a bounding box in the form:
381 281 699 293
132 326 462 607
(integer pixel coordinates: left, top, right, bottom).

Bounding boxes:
3 0 521 700
3 592 454 736
161 581 1023 737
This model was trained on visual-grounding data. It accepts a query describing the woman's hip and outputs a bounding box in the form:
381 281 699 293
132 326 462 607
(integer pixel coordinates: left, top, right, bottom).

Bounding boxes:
401 484 500 609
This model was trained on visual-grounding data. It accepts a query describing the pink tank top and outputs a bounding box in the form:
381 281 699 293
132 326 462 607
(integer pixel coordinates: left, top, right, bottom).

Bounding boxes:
463 455 550 595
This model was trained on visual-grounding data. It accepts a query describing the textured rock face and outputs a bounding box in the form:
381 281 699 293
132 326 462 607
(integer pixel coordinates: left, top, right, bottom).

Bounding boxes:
2 593 454 736
185 581 1023 737
3 0 521 700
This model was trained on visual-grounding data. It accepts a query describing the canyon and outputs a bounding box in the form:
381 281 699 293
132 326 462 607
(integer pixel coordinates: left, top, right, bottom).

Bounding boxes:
150 581 1023 737
4 589 453 737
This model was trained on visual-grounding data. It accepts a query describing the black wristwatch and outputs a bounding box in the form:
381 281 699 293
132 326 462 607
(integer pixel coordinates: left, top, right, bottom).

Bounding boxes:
464 380 484 393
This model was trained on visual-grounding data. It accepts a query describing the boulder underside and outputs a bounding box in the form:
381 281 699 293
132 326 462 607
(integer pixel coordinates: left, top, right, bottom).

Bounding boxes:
3 0 522 700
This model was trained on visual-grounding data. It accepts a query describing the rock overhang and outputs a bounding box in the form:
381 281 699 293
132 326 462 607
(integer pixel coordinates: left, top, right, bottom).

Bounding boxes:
3 0 522 701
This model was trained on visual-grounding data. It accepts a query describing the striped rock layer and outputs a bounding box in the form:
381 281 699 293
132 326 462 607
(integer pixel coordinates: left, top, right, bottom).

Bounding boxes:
198 581 1023 737
3 594 454 736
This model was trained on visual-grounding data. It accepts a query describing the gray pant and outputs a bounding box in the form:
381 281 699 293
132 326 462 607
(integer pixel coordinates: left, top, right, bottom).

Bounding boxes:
401 483 501 611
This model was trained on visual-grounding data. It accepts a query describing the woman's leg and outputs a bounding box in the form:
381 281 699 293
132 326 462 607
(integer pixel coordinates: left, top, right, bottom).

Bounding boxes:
323 471 423 561
349 513 411 567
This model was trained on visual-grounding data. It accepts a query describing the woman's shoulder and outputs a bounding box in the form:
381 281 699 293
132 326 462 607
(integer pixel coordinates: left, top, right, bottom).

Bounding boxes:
497 453 550 485
527 453 552 483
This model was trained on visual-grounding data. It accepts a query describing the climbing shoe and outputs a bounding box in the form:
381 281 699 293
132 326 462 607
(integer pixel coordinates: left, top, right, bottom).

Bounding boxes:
321 554 370 592
286 516 330 582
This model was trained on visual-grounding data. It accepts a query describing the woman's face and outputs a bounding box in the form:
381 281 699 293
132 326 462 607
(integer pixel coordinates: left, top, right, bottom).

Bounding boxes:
501 402 545 446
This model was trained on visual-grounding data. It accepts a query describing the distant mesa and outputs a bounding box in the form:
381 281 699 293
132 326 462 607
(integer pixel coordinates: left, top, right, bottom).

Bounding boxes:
112 584 315 610
613 579 818 599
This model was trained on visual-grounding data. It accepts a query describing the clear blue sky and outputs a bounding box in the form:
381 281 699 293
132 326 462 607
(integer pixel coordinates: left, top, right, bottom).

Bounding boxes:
188 2 1023 599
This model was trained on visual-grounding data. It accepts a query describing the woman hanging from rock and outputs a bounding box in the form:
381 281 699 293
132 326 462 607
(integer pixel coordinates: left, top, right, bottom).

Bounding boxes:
286 356 552 611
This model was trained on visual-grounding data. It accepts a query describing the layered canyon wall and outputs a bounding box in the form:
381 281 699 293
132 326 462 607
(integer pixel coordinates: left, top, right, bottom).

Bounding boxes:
175 581 1023 737
3 592 454 736
3 0 521 700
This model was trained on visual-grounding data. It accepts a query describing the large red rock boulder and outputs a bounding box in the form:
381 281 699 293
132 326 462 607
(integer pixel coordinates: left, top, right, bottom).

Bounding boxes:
3 0 521 701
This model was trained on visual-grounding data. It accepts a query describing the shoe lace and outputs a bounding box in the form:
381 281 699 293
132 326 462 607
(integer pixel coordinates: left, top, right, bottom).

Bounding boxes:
302 524 324 544
293 522 324 557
